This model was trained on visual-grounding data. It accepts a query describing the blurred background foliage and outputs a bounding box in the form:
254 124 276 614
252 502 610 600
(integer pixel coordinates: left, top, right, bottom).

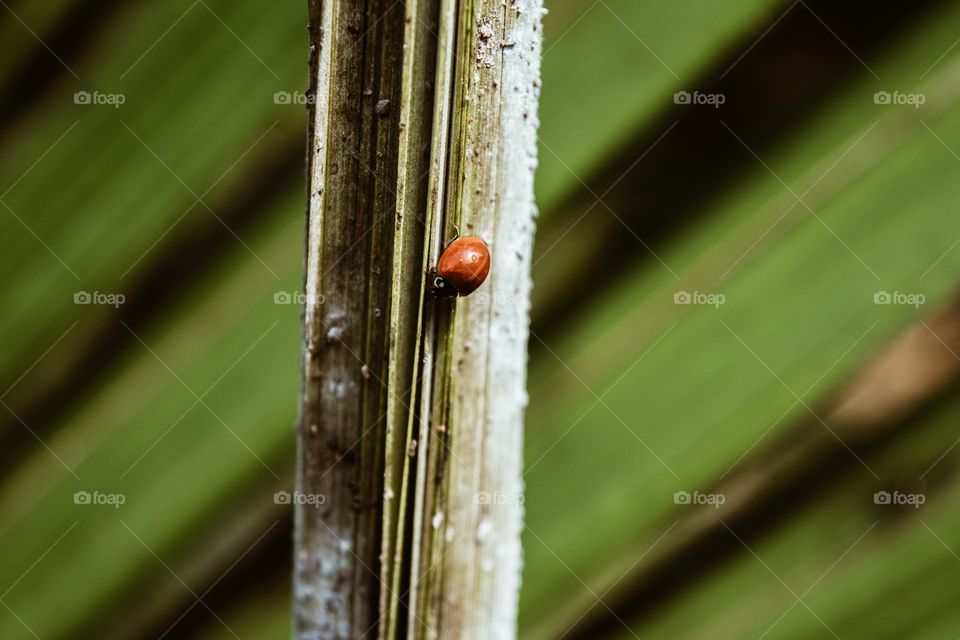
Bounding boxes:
3 0 960 638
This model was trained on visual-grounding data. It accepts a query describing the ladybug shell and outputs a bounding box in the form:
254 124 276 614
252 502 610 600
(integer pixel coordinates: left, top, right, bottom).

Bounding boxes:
436 236 490 295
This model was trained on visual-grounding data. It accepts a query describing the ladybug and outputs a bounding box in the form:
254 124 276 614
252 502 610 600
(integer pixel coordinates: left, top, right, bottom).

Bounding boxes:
428 236 490 298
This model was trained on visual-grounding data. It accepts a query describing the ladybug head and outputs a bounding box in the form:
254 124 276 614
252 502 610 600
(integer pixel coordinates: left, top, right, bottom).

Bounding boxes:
428 273 459 299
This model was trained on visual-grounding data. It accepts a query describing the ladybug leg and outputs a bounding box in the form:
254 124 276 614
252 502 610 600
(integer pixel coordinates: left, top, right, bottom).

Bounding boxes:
450 224 460 241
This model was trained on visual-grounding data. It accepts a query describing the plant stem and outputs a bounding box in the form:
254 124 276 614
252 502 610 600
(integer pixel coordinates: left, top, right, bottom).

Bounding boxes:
296 0 542 637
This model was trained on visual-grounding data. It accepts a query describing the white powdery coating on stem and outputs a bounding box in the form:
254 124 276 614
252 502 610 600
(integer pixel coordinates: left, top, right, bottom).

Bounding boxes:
447 0 542 637
485 1 542 636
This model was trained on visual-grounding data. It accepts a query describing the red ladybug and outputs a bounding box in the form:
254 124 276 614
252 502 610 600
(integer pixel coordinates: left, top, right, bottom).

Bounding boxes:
428 236 490 298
